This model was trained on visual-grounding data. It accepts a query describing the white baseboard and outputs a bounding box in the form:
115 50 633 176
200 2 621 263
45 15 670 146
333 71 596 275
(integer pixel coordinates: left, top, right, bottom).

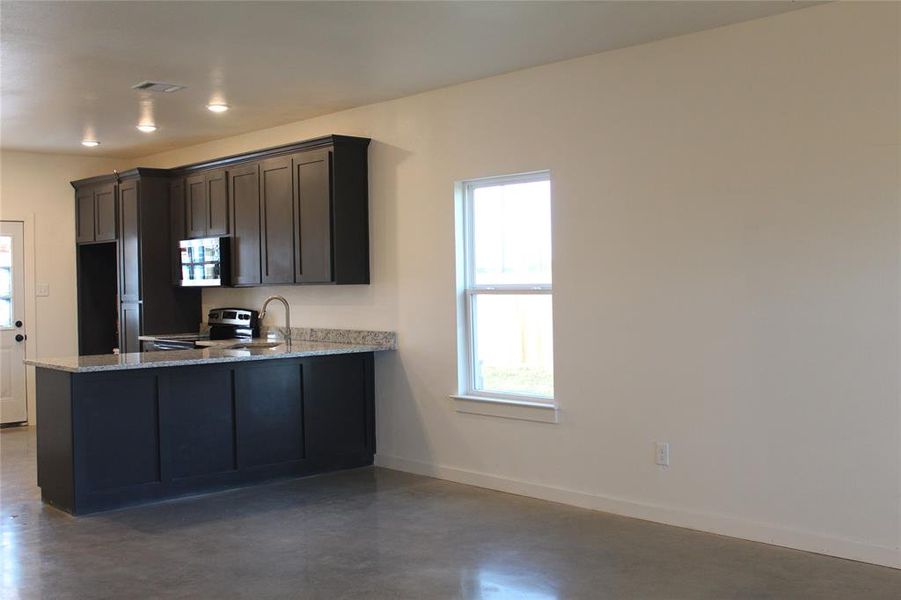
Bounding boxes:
374 453 900 570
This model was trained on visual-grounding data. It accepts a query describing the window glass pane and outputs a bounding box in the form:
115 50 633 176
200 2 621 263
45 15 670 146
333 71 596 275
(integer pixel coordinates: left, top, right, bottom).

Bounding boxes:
472 294 553 398
0 236 11 268
0 236 12 327
0 267 10 298
0 298 10 328
472 179 551 285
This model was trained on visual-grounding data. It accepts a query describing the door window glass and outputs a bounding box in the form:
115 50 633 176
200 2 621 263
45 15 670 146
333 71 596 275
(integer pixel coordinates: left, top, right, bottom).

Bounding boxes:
0 236 12 327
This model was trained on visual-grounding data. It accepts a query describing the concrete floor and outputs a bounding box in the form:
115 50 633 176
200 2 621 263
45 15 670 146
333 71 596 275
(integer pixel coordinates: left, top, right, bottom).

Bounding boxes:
1 426 899 599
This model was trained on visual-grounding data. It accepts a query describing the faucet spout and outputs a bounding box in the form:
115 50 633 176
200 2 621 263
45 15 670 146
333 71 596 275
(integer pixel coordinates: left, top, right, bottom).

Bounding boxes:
259 296 291 345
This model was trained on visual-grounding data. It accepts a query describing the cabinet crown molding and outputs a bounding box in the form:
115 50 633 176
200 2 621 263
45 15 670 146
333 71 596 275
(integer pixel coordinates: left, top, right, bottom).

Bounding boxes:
70 134 371 188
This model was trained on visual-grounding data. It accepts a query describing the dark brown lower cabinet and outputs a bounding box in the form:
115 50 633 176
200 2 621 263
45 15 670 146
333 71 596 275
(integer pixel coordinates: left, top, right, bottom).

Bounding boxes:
35 353 375 515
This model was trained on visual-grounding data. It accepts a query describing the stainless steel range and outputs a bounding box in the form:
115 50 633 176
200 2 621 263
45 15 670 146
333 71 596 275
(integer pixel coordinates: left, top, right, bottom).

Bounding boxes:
144 308 260 350
207 308 260 339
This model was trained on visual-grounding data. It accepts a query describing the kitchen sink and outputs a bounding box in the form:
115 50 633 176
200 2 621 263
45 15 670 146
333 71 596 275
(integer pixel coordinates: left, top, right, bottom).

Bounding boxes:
226 341 283 350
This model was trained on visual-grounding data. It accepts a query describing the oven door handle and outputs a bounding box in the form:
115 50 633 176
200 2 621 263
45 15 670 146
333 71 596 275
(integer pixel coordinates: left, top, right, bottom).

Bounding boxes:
151 341 195 351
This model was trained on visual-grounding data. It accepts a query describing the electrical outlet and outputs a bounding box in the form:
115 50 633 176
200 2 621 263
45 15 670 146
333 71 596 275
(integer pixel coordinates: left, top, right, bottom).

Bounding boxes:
655 442 670 467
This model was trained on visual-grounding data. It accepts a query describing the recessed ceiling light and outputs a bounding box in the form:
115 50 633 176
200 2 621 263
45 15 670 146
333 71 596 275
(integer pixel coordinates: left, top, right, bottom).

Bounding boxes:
81 140 100 147
207 103 229 113
137 124 157 133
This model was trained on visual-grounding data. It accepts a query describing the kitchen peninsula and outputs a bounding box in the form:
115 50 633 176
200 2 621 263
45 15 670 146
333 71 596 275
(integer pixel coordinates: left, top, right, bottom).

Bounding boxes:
26 329 395 515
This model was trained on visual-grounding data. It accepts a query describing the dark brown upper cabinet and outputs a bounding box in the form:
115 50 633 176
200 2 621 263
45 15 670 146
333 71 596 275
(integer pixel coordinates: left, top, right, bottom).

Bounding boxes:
292 149 332 284
261 156 295 284
185 174 207 238
228 163 262 286
315 137 370 285
76 183 118 243
73 135 369 320
207 169 229 236
75 187 95 243
94 184 118 241
185 169 229 238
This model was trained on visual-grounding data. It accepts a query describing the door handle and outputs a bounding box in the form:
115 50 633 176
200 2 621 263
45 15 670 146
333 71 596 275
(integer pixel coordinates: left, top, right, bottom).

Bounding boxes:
15 334 25 342
15 320 22 328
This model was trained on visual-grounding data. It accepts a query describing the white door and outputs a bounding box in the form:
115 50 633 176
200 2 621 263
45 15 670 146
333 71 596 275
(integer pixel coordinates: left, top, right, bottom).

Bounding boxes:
0 221 27 424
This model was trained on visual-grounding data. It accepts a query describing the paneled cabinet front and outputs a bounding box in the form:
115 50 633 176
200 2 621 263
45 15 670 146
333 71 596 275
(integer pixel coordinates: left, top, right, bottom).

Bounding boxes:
292 149 332 284
185 169 229 238
235 361 305 468
119 302 141 354
261 156 296 284
36 353 375 514
94 184 118 242
75 188 95 243
75 183 118 243
169 178 186 284
207 169 229 236
228 164 262 286
118 180 142 355
185 174 207 238
118 180 140 303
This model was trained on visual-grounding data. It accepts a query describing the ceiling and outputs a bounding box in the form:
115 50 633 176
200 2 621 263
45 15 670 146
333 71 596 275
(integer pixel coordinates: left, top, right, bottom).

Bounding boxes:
1 1 816 159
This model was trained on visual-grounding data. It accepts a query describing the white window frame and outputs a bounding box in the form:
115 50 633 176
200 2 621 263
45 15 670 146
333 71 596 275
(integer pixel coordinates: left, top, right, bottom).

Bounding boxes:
453 171 557 422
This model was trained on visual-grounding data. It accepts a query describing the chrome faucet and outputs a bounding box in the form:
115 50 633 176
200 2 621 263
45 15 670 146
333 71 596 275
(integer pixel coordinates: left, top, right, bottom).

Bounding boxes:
259 296 291 345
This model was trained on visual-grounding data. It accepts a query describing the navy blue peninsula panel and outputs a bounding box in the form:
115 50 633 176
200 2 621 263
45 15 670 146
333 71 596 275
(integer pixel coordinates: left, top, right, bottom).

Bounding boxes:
34 352 375 515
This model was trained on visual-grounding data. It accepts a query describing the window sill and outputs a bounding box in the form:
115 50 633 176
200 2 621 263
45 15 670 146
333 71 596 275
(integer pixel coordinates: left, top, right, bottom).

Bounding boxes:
450 394 558 424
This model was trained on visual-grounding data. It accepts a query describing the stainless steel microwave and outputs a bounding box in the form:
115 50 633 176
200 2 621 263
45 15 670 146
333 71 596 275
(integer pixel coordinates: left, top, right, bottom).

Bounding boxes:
178 236 231 287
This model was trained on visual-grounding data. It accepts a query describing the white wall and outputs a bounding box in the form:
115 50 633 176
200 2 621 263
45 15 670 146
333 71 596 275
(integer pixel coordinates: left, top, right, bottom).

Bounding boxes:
105 2 901 567
0 150 124 423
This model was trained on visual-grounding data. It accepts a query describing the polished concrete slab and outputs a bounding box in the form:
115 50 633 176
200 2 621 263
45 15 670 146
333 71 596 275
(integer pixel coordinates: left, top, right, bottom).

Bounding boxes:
2 425 899 599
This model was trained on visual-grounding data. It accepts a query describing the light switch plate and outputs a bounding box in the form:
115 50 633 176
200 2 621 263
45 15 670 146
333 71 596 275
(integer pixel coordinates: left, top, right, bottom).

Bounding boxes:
36 284 50 297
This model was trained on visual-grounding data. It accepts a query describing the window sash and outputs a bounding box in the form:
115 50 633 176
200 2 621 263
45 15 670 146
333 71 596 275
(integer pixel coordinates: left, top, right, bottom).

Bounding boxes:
462 171 552 290
461 172 553 403
464 290 554 402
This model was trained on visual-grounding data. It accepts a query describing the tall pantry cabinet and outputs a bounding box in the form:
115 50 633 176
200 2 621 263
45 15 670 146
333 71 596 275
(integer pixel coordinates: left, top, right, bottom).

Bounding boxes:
73 170 201 355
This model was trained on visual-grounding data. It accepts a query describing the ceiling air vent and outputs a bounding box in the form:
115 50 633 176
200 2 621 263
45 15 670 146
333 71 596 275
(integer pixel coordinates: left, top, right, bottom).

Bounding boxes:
131 81 186 93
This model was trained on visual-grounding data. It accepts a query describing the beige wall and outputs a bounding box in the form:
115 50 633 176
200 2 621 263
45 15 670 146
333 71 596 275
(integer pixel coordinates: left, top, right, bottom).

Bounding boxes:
8 2 900 566
0 150 124 422
134 2 901 567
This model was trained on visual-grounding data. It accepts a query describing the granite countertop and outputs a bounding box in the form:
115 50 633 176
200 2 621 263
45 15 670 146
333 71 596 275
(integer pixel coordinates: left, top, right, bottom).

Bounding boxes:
26 327 397 373
25 340 392 373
